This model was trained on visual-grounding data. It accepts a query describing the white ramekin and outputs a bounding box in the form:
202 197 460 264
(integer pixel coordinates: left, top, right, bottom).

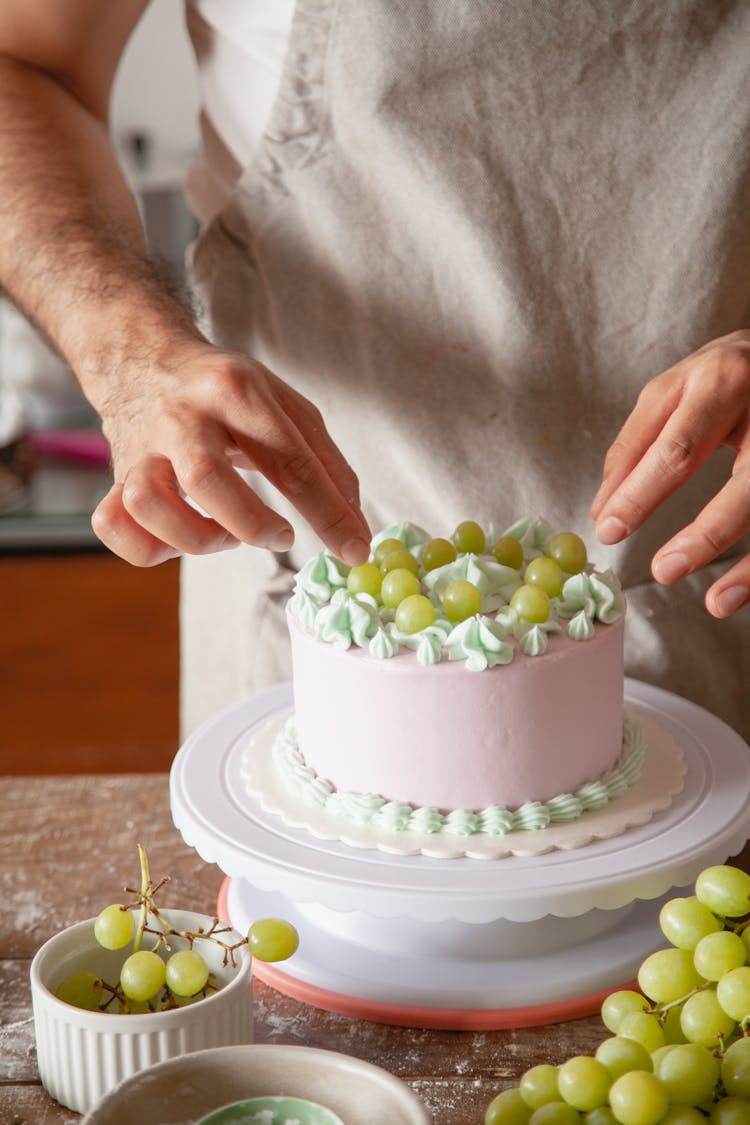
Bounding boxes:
30 909 253 1115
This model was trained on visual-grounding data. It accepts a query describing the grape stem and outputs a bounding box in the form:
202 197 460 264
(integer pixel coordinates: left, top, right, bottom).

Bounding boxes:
97 978 124 1011
124 846 248 967
654 982 711 1018
131 842 151 954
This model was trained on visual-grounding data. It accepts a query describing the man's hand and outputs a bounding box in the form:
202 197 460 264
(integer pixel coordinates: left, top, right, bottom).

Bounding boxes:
92 338 371 567
0 1 370 570
591 330 750 618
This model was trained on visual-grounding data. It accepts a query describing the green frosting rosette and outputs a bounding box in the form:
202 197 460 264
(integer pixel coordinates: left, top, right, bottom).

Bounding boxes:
518 624 550 657
314 589 379 650
289 586 320 632
386 618 453 665
567 609 595 642
295 552 350 603
494 605 561 657
368 625 400 660
500 516 554 560
370 521 431 560
557 569 626 627
444 615 514 671
422 554 521 610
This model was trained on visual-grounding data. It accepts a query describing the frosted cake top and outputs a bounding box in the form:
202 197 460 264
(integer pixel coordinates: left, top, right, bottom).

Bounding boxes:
289 516 625 671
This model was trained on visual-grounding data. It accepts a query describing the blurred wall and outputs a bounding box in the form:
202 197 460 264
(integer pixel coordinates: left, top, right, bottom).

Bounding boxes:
111 0 200 162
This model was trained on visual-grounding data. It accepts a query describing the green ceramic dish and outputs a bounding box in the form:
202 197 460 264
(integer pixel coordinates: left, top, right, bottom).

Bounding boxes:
196 1095 345 1125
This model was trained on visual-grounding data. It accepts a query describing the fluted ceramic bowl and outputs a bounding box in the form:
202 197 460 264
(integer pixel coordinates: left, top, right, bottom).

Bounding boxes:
30 909 253 1115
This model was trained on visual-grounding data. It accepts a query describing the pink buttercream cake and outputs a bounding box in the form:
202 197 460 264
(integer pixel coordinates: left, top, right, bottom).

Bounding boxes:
280 518 630 818
289 610 624 811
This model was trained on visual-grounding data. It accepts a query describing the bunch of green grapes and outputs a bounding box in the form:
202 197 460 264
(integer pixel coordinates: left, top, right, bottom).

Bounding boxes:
486 865 750 1124
353 522 590 633
54 847 299 1014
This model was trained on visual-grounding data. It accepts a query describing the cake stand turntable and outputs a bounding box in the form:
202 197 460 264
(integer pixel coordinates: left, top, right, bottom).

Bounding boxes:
170 679 750 1030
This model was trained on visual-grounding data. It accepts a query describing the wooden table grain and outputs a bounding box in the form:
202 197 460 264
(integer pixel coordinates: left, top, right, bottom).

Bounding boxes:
4 775 746 1125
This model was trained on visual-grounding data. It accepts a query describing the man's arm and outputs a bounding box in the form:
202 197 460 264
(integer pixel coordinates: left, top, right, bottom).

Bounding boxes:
0 1 370 565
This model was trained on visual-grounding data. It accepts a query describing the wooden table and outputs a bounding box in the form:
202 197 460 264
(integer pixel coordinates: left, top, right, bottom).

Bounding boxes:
4 775 747 1124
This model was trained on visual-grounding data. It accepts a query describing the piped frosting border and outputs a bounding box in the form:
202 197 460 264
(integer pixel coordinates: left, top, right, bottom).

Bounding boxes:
271 712 645 835
240 710 687 860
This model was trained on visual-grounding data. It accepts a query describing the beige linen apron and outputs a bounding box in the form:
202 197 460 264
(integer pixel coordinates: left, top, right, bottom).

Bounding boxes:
182 1 750 741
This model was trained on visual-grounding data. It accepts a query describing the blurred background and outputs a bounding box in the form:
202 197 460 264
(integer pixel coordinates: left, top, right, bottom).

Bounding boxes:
1 1 200 774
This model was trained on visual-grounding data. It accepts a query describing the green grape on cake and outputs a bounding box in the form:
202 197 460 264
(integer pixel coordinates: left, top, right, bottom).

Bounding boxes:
346 562 382 598
373 537 404 567
510 583 550 624
443 579 482 622
422 536 457 572
395 593 435 634
381 567 421 608
491 535 524 570
379 547 419 576
547 532 587 575
524 557 564 599
452 519 486 555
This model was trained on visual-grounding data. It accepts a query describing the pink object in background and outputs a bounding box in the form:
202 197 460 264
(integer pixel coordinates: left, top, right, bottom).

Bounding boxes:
30 429 110 466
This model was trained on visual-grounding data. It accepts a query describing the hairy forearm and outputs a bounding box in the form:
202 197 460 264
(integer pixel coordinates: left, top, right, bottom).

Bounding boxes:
0 41 370 569
0 56 201 414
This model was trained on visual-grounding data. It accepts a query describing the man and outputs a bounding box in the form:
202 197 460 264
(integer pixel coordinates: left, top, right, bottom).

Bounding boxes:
1 2 748 737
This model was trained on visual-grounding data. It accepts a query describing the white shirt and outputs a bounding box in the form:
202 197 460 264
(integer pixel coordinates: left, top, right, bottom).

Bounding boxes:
184 0 295 225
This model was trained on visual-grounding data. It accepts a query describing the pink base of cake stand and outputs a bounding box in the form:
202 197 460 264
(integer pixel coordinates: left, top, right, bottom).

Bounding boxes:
171 679 750 1030
216 876 637 1029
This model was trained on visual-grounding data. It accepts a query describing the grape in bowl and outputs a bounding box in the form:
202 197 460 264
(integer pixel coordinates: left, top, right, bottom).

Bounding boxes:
30 908 253 1116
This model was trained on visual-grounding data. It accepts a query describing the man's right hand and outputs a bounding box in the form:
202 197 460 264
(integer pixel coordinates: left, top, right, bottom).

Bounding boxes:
92 338 371 567
0 1 370 568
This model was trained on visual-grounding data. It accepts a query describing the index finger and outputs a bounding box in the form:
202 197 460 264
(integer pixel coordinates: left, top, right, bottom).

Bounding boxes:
194 358 371 563
594 376 743 545
237 412 371 564
591 378 681 523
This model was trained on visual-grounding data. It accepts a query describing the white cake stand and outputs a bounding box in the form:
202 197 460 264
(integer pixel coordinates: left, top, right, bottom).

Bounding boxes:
170 679 750 1029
